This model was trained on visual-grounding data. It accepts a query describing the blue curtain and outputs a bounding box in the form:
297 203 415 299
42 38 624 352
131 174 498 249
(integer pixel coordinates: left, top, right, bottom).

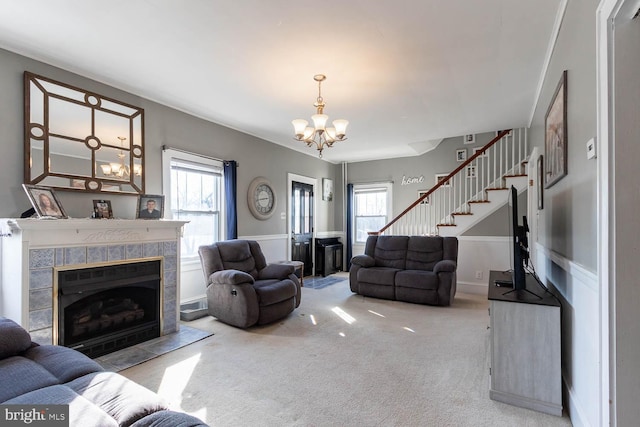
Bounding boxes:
224 160 237 240
346 183 354 270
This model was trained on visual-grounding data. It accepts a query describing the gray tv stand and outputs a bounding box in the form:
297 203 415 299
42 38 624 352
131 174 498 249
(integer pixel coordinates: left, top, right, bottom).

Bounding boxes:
487 270 562 416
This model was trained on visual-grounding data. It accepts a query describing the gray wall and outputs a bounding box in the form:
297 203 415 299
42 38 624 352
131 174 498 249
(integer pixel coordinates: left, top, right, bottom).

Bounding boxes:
0 47 342 236
529 0 598 270
527 0 601 425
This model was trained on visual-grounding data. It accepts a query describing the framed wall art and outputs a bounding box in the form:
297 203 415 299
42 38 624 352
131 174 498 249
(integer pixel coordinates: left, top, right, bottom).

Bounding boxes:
537 155 544 210
466 166 476 179
22 184 67 219
456 149 467 162
463 134 475 144
544 70 568 188
473 147 488 158
417 190 430 205
322 178 333 201
434 173 451 187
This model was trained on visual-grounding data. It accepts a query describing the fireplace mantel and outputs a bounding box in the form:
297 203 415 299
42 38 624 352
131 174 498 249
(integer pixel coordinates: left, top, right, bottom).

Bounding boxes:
0 218 188 345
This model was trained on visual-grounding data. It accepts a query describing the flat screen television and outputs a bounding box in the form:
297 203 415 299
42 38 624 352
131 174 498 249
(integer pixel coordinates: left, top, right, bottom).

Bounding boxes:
509 185 529 291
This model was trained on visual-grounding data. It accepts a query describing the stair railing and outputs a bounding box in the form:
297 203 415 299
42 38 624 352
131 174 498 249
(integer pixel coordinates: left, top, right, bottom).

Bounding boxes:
370 128 528 236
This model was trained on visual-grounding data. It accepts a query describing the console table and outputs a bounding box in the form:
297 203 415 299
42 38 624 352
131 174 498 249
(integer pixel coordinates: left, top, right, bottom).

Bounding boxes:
487 270 562 416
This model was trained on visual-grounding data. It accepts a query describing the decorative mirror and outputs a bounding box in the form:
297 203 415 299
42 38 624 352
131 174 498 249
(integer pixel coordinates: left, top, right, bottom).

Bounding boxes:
24 72 145 194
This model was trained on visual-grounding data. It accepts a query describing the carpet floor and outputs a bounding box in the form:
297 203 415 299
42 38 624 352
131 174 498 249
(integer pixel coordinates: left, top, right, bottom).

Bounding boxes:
120 276 573 426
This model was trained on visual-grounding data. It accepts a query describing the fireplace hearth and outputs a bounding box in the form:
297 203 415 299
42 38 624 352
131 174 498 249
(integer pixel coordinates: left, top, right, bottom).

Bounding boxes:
56 259 162 358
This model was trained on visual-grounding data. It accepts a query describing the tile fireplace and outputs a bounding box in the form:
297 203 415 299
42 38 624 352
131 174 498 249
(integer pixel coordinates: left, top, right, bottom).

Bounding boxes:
56 258 162 358
0 218 187 351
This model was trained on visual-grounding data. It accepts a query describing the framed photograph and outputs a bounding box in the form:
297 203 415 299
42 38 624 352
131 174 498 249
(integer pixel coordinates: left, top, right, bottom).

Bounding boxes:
22 184 67 219
466 166 476 179
537 155 544 210
417 190 430 205
456 148 467 162
463 134 475 144
435 173 451 187
544 70 568 188
322 178 333 201
136 194 164 219
93 199 113 219
473 147 488 158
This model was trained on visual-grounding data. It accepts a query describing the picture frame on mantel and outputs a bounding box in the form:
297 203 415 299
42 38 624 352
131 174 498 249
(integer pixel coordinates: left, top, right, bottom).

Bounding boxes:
22 184 67 219
544 70 568 188
137 194 164 219
93 199 113 219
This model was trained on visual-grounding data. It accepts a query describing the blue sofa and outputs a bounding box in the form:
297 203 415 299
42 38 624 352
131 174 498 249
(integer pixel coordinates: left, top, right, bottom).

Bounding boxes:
0 317 207 427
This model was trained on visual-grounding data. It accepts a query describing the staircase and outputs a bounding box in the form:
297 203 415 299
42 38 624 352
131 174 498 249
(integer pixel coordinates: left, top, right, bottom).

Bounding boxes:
373 129 529 237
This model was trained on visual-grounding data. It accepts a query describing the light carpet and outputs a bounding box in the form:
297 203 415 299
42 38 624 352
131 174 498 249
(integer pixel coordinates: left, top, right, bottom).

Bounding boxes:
120 277 573 427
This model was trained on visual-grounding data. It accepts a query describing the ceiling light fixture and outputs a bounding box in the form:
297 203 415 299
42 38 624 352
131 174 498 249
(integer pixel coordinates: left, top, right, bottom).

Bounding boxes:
292 74 348 158
100 136 142 178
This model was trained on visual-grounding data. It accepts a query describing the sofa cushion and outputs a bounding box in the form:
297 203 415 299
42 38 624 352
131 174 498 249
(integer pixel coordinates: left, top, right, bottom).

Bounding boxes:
23 344 104 383
405 236 445 271
67 371 167 427
0 317 33 359
396 270 440 290
358 267 400 286
4 384 119 427
373 236 409 269
0 356 60 402
253 279 297 306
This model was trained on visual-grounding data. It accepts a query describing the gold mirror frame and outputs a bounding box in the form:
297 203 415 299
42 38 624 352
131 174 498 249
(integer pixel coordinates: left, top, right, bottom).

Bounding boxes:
24 72 145 194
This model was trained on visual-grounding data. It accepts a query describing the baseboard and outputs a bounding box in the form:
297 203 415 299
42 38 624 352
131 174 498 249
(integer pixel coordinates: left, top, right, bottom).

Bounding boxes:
457 281 488 295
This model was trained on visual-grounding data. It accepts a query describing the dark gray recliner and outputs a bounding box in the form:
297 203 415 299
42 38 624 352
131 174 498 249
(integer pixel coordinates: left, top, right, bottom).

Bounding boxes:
198 240 301 328
349 235 458 306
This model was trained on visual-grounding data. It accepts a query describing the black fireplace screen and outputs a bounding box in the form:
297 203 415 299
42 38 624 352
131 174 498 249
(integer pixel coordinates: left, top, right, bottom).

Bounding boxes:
56 259 161 358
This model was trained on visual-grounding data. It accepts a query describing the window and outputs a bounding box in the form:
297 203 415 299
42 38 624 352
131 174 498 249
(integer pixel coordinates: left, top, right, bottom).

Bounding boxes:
162 149 224 259
353 183 392 243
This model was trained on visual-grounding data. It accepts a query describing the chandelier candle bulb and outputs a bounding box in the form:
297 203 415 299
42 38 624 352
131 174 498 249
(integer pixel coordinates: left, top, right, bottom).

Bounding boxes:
292 74 349 158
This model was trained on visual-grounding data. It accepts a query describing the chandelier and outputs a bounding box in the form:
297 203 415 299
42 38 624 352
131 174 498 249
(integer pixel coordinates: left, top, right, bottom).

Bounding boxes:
100 136 142 178
292 74 348 158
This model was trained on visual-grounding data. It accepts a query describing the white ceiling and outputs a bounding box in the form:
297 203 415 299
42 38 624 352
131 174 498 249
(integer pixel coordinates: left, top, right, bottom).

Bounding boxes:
0 0 564 164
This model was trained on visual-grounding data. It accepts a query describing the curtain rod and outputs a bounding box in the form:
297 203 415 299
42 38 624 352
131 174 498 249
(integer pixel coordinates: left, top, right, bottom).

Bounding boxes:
161 145 236 165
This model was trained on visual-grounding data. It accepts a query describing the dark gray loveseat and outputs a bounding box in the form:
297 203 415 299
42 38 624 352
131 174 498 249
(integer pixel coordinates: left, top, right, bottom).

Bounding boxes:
199 240 301 328
349 235 458 306
0 317 207 427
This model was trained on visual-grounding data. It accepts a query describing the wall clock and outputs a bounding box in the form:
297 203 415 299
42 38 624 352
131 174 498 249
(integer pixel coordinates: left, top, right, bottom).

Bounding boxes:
248 177 276 220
